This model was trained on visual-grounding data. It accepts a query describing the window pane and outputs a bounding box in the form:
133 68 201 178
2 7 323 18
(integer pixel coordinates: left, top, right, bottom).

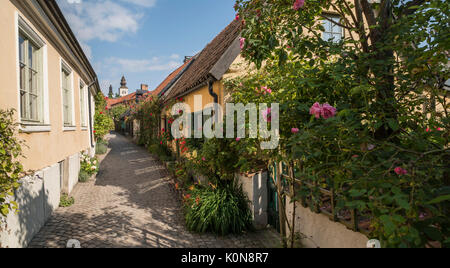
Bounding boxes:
62 70 72 126
19 35 25 63
20 91 27 119
19 29 43 122
30 94 38 121
20 64 26 91
28 43 33 68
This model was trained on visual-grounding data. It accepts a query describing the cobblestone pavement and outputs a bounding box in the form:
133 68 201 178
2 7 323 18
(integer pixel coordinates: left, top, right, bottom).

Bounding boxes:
29 133 280 248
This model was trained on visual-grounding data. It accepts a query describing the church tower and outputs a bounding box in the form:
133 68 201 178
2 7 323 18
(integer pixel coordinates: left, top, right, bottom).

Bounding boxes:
119 75 129 97
108 85 114 98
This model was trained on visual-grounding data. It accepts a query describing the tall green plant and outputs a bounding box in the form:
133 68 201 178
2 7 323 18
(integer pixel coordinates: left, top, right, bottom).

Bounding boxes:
185 182 253 236
0 110 23 219
94 92 113 141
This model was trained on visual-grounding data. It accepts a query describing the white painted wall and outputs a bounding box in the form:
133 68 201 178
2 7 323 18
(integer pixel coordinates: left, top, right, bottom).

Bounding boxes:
0 152 80 248
285 196 369 248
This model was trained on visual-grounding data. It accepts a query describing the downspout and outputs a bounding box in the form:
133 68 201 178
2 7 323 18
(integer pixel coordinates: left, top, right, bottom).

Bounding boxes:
208 79 219 124
208 79 218 104
87 77 98 149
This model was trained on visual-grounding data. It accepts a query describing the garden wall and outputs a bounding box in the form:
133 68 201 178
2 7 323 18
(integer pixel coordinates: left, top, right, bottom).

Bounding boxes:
236 171 268 229
0 152 81 248
285 196 369 248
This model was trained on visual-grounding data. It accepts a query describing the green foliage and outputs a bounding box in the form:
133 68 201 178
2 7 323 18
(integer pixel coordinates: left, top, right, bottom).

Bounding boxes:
109 104 128 123
80 153 98 177
59 194 75 208
94 92 113 141
233 0 450 247
0 109 23 219
148 141 175 162
132 96 162 146
95 140 108 155
184 182 253 236
78 170 90 183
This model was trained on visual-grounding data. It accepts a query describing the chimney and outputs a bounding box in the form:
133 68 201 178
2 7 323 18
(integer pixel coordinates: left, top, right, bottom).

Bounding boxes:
140 84 149 91
184 56 193 63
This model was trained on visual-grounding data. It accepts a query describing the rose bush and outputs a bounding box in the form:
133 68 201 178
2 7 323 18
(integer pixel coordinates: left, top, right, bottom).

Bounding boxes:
231 0 449 248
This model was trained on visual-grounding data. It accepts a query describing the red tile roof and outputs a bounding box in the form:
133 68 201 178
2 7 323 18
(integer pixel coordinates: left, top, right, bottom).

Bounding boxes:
150 59 192 98
165 20 241 100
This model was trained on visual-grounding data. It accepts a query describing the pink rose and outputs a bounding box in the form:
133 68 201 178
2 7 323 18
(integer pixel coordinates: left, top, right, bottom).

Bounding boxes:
321 103 337 119
236 137 241 141
291 128 299 134
235 14 240 21
394 167 408 176
309 102 322 119
263 108 272 122
202 157 206 161
293 0 305 10
240 37 246 50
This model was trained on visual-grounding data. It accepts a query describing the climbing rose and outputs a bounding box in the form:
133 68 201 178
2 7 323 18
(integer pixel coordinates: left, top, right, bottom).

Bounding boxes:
236 137 241 141
262 86 272 95
293 0 305 10
291 128 299 134
240 38 246 50
395 167 408 176
321 103 337 119
309 102 322 119
235 14 240 21
263 108 272 122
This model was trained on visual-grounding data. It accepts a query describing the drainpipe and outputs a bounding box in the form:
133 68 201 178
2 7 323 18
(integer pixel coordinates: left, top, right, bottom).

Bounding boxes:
208 79 218 104
87 77 98 149
208 79 219 125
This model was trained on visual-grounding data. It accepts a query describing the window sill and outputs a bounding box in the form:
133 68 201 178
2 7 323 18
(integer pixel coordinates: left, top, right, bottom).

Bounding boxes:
81 127 88 131
20 124 51 133
63 126 77 132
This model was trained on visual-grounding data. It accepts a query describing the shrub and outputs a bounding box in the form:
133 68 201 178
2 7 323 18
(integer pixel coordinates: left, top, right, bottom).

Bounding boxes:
185 182 253 236
59 194 75 208
95 140 108 155
80 153 98 177
148 142 174 162
78 170 90 183
0 109 23 219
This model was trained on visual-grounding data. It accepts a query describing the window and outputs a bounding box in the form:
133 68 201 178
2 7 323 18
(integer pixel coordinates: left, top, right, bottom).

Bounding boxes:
80 80 87 127
322 15 343 42
19 25 44 122
61 61 74 127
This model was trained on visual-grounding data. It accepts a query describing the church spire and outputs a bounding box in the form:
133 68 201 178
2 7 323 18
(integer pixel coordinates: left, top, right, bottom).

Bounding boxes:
108 84 113 98
121 75 127 88
119 75 129 97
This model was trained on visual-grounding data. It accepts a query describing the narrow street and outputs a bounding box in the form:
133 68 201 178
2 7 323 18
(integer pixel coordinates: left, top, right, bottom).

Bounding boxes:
28 133 279 248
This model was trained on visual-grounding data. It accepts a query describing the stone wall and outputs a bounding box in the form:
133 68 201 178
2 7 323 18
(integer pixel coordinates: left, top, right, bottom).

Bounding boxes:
285 196 369 248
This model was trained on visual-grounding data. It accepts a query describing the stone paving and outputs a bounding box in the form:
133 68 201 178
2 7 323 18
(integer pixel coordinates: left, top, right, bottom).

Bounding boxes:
28 133 280 248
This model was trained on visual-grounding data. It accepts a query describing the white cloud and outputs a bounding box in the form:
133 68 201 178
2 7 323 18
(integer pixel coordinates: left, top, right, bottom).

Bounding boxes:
120 0 156 7
58 0 157 59
102 56 180 73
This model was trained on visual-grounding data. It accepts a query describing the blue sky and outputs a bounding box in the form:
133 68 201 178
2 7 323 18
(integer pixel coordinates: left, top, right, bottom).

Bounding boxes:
57 0 236 96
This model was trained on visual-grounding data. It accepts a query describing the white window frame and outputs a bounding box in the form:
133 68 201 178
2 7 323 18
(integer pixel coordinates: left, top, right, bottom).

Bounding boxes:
15 13 50 133
79 78 88 129
60 59 75 131
322 14 343 42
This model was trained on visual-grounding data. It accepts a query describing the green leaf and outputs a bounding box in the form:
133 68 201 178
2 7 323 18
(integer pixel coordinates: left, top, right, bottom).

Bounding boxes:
427 194 450 205
423 226 442 241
